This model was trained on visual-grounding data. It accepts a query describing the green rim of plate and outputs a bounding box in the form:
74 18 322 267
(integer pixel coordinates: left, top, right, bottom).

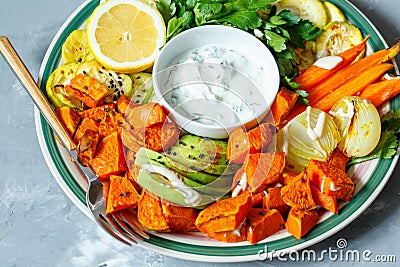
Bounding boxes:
38 0 399 257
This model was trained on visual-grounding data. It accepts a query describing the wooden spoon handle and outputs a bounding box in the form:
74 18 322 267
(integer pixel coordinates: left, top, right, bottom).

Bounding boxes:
0 36 76 151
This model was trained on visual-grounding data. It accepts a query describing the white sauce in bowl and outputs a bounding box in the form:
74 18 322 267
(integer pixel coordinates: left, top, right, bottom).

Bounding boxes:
160 45 268 127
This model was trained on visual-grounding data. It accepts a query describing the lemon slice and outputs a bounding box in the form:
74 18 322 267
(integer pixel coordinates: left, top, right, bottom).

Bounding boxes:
323 1 346 23
62 30 94 63
315 21 364 58
276 0 328 28
86 0 166 73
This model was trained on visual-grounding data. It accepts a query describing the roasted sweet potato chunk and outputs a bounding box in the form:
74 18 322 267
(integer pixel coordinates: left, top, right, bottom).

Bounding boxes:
106 175 140 214
307 159 355 201
55 106 81 137
74 118 99 144
251 192 264 207
137 191 170 232
262 187 290 215
161 202 198 232
247 208 285 244
244 152 285 193
78 103 116 122
285 208 319 239
125 102 167 129
66 74 109 108
247 123 272 152
327 148 349 171
310 184 338 214
281 172 316 210
206 222 247 243
116 94 138 116
227 127 249 164
279 172 299 186
122 122 179 153
195 192 251 233
89 132 127 182
98 110 124 138
76 129 99 166
271 87 299 126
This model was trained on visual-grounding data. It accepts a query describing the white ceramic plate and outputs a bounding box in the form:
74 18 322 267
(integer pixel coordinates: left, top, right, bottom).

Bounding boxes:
35 0 399 262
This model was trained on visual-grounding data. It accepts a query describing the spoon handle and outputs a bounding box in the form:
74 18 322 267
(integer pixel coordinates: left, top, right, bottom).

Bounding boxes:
0 36 76 151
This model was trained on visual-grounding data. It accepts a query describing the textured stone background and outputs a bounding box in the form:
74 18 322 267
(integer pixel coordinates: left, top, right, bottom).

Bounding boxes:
0 0 399 266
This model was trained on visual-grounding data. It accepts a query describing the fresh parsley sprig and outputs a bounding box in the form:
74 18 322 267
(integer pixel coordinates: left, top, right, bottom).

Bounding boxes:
259 7 322 77
157 0 275 41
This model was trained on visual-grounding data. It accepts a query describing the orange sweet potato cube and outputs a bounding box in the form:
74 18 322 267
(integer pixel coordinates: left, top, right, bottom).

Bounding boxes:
73 117 99 144
244 152 285 193
247 123 273 152
137 190 170 232
307 159 355 201
285 208 319 239
98 110 124 139
76 129 100 166
227 127 250 164
78 103 116 122
271 87 299 126
195 192 251 233
122 122 180 153
161 202 198 232
310 184 338 214
327 148 349 171
106 175 140 214
281 172 316 210
55 106 81 137
206 222 247 243
116 94 138 116
66 74 109 108
247 208 285 244
89 132 127 182
279 172 300 186
251 192 264 207
262 187 290 215
124 102 167 129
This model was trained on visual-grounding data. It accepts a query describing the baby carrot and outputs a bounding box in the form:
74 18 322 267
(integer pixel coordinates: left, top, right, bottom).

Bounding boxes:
360 78 400 107
314 63 394 112
295 36 369 91
308 42 400 106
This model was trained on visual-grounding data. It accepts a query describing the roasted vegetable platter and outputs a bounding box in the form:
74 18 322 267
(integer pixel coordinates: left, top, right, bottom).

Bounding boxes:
36 0 400 262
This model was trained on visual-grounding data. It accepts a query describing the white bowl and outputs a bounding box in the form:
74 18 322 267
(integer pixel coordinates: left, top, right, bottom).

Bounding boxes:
152 25 280 139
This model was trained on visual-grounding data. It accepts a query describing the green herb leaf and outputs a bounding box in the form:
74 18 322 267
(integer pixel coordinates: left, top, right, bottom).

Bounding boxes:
269 15 287 26
283 76 301 90
277 9 300 26
166 16 186 40
217 11 262 30
264 30 287 52
156 0 177 23
288 20 322 48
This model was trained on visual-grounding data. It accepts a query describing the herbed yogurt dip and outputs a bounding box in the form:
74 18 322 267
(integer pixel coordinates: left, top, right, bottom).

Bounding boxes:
161 44 268 127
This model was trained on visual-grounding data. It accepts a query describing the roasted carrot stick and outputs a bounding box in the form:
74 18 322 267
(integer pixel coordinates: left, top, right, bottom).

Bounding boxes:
314 63 394 112
360 78 400 107
308 42 400 106
295 37 369 91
